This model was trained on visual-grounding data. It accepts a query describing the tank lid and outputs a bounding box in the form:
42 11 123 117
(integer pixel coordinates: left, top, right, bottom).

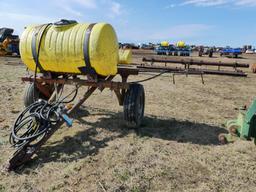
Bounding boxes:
54 19 78 26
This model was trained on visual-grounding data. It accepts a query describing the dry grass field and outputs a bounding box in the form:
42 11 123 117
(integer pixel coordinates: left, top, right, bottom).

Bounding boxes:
1 51 256 192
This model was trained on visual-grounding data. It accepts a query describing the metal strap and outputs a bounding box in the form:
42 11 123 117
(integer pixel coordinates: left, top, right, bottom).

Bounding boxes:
78 23 97 75
31 23 52 72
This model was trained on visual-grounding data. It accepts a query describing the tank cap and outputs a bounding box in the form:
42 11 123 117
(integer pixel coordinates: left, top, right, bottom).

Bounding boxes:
54 19 78 26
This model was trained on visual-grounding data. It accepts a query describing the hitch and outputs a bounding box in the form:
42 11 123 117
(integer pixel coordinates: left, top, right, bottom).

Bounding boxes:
6 100 74 171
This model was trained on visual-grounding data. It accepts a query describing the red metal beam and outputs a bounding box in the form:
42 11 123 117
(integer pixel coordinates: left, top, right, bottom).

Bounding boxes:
22 77 130 90
142 57 250 68
137 65 248 77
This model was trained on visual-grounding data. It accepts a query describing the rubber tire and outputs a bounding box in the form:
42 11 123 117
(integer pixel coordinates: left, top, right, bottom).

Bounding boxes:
24 83 40 107
123 84 145 128
23 82 51 107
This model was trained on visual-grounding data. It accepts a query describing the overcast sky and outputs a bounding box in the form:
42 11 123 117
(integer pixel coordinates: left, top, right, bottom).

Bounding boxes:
0 0 255 47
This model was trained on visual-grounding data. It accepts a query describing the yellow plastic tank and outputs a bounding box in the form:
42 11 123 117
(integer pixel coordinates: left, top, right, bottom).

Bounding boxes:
160 41 169 47
20 21 119 76
176 41 185 48
119 49 132 64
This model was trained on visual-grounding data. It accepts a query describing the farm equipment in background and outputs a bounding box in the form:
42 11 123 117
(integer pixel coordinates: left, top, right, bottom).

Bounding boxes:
198 46 214 57
155 41 191 56
139 43 155 50
155 44 176 55
120 43 139 49
175 46 191 56
220 47 242 58
0 28 19 56
245 49 255 54
174 41 191 56
219 99 256 145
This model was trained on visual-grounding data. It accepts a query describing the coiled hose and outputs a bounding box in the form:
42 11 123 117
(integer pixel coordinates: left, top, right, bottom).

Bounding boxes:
10 86 78 150
9 100 61 149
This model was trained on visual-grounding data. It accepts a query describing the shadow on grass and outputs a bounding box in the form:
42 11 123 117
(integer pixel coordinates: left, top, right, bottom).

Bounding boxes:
225 56 245 59
140 116 227 145
32 107 227 167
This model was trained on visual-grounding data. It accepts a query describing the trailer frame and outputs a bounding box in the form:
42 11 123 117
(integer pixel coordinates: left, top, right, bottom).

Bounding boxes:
7 67 145 171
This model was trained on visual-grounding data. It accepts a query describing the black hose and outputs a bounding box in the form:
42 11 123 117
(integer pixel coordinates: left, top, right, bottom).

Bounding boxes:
128 70 169 84
58 85 79 104
10 100 60 149
10 85 79 150
33 23 52 101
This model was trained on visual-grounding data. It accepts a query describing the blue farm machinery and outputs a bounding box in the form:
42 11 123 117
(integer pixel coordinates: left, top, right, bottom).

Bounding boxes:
155 41 191 56
220 47 242 58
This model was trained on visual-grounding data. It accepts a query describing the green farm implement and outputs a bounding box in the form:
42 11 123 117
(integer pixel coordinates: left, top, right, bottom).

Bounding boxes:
219 99 256 144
